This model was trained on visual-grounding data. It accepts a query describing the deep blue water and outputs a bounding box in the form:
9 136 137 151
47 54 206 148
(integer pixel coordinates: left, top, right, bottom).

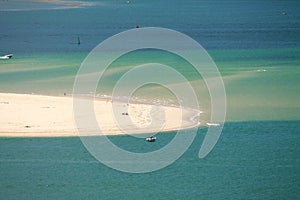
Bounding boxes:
0 121 299 199
0 0 299 54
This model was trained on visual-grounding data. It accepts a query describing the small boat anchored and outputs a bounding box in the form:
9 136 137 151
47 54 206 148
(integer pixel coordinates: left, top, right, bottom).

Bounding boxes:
135 21 139 28
0 54 13 60
146 136 156 142
77 36 81 45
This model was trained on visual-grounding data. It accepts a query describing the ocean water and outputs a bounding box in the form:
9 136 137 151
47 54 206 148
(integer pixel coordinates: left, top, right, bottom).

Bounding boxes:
1 0 300 121
0 121 299 199
0 0 300 199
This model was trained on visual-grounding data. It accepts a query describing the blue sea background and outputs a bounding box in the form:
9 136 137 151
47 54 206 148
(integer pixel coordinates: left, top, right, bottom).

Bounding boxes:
0 0 299 199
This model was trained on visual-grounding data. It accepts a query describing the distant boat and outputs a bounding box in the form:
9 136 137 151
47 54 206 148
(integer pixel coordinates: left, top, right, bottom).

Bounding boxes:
146 136 156 142
77 36 81 45
0 54 13 60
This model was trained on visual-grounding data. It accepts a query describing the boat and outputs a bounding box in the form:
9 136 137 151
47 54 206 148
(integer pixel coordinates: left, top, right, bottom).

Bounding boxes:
77 36 81 45
0 54 13 59
146 136 156 142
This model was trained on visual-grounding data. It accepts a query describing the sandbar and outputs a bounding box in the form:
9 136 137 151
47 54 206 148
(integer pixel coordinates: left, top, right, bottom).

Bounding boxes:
0 93 201 137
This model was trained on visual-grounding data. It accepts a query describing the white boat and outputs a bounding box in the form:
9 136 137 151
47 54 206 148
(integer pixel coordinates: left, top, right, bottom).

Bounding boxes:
0 54 13 60
146 136 156 142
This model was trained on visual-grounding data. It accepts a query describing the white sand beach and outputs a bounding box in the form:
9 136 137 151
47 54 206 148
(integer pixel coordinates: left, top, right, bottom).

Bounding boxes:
0 93 200 137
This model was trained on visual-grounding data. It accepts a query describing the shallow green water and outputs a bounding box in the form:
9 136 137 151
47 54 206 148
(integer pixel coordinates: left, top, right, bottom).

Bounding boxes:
1 47 299 121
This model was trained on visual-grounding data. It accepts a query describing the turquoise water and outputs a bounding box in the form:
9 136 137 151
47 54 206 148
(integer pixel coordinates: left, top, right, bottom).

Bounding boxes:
0 48 299 121
0 0 300 199
1 121 299 199
1 0 299 121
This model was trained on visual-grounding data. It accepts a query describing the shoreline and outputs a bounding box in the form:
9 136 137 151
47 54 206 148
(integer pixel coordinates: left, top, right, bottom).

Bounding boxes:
0 93 201 138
